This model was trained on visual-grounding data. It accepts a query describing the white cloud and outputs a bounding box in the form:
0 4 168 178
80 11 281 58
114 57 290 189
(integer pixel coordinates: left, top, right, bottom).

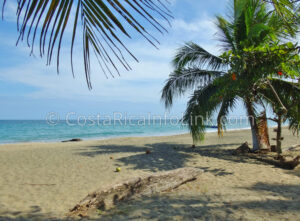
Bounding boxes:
0 9 221 109
2 1 18 22
172 17 216 34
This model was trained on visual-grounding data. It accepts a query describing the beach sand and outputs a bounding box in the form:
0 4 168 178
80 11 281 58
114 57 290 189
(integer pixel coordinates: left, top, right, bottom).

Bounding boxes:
0 128 300 220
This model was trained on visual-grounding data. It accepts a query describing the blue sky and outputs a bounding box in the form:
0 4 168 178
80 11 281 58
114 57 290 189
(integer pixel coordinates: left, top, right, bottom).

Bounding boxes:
0 0 242 120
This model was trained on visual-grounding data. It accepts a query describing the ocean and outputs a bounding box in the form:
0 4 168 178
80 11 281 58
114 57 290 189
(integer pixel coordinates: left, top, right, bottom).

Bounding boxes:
0 119 278 144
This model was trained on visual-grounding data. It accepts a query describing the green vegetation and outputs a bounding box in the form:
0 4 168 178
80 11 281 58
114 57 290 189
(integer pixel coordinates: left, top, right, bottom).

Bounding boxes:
265 0 300 36
162 0 300 151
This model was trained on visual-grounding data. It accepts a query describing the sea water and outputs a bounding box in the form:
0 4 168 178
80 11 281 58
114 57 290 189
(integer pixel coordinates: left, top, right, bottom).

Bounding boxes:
0 119 277 144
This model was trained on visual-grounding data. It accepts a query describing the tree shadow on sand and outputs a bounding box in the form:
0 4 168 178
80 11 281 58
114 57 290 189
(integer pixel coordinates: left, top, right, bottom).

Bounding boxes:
187 144 266 164
97 195 242 221
184 144 300 171
235 182 300 213
94 182 300 220
2 182 300 221
74 140 300 175
76 143 193 172
0 205 63 221
0 196 242 221
75 142 241 172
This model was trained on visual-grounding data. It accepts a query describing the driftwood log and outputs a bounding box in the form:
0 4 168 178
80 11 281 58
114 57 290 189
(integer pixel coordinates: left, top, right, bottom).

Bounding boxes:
68 167 202 217
274 155 300 170
233 143 300 170
62 138 82 143
232 142 251 155
246 154 300 170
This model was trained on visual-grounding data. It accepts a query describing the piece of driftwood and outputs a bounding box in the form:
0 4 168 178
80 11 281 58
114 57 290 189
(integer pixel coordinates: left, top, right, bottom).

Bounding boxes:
68 167 202 217
232 142 251 155
62 138 82 143
247 154 300 170
274 155 300 170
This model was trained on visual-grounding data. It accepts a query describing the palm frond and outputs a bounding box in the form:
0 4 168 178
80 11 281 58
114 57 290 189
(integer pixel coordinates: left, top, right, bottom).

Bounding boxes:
2 0 172 88
266 0 300 36
261 78 300 108
183 82 223 142
161 68 225 108
215 16 235 51
217 96 238 136
172 42 227 70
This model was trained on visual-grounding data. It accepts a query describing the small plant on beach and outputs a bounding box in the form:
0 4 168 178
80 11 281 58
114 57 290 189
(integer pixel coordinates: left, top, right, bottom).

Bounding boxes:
161 0 300 151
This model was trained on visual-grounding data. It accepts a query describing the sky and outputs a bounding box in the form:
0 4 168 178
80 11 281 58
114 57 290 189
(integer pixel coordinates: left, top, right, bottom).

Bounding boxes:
0 0 245 120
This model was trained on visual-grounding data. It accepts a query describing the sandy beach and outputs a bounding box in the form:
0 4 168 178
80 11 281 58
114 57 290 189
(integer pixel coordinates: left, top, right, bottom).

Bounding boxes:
0 128 300 220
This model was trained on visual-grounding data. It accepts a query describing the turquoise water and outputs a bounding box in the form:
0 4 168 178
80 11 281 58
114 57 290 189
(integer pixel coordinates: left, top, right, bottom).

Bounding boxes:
0 119 277 144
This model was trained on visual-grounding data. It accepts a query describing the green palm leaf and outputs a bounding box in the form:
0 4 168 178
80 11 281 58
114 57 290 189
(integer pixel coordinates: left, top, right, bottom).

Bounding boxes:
2 0 173 88
183 82 223 141
217 96 238 135
172 42 226 70
161 68 225 108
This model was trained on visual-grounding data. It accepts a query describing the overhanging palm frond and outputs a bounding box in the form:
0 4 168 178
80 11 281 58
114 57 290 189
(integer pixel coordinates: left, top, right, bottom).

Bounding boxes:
183 82 223 142
217 96 238 136
172 42 227 70
161 68 225 108
2 0 172 88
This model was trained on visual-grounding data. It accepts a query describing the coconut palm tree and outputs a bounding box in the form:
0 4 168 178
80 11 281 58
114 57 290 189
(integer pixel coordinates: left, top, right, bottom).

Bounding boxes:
161 0 299 150
1 0 172 88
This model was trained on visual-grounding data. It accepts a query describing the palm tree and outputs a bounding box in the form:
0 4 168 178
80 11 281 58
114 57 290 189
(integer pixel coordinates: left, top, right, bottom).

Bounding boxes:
1 0 172 88
161 0 299 151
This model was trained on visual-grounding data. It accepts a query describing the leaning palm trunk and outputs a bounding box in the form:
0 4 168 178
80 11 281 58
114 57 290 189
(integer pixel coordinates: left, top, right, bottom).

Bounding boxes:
245 99 261 151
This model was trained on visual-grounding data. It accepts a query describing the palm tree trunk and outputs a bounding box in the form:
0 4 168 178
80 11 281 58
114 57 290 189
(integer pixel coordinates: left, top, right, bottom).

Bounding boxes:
245 98 261 151
257 111 271 150
276 114 283 154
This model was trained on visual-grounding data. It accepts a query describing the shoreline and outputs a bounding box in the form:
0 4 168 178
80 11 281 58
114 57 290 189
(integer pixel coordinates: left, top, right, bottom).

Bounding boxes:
0 126 254 146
